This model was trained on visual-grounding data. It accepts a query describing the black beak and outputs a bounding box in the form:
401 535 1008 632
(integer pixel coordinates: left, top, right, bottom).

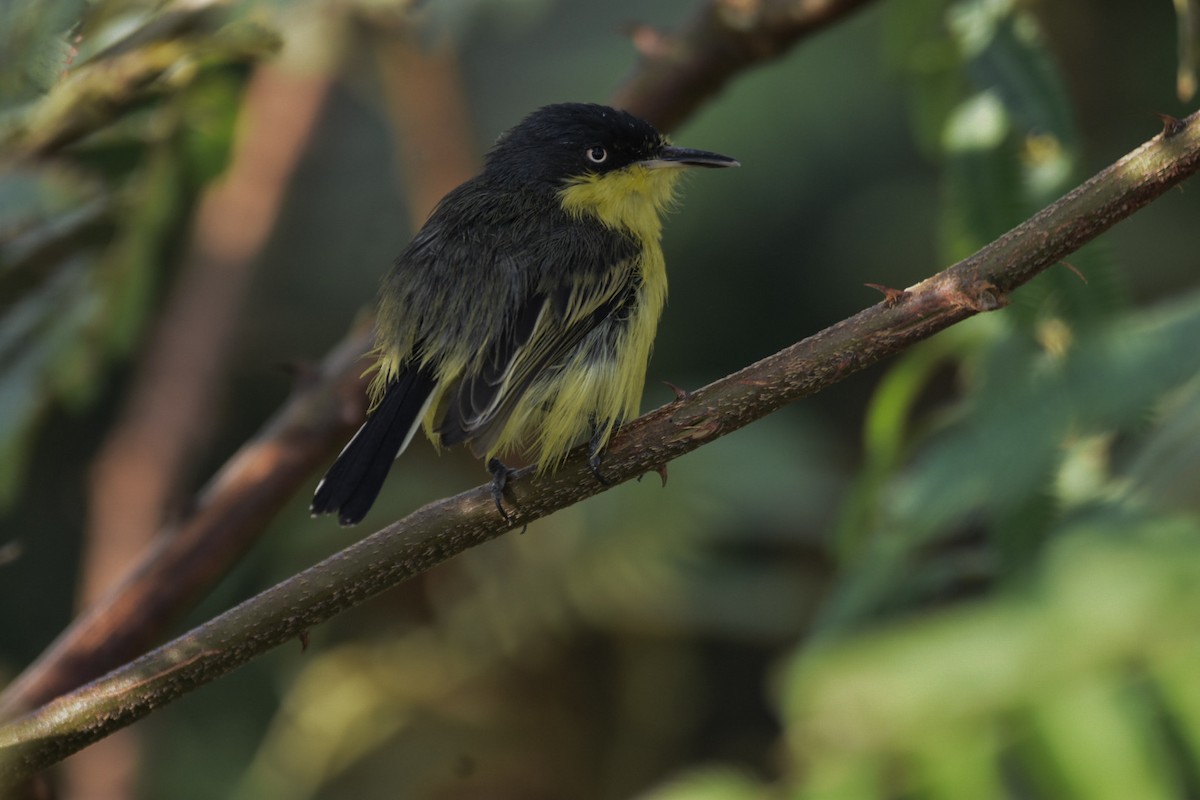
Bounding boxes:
641 145 740 169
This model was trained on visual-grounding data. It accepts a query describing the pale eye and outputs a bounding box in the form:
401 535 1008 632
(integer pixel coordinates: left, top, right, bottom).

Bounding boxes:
586 146 608 164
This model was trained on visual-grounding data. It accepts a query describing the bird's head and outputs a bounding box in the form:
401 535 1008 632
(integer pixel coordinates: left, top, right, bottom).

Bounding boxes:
485 103 738 234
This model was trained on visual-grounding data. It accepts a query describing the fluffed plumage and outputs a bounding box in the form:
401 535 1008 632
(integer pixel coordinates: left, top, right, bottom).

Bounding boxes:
312 103 737 525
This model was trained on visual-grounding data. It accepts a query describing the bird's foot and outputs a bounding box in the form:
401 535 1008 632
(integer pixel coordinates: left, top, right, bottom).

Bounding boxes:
487 458 517 524
588 418 615 486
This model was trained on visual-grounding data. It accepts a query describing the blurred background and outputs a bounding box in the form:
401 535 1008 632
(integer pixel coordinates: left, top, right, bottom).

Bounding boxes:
3 0 1200 798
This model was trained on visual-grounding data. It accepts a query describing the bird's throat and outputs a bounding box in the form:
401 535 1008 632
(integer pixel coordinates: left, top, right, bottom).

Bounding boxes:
557 166 681 243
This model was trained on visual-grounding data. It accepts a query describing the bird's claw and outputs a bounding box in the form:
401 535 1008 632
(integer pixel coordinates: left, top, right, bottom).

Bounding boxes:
487 458 517 524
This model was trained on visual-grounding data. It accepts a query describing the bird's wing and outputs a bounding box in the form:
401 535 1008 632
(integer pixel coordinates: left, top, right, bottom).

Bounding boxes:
437 257 639 448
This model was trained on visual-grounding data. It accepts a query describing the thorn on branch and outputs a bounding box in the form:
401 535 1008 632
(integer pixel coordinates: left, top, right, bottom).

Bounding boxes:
636 463 669 487
1156 112 1187 137
865 283 907 306
299 630 310 652
662 380 692 402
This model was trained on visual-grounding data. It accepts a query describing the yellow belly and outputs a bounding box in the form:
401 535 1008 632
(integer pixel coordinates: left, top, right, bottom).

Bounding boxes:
479 245 667 469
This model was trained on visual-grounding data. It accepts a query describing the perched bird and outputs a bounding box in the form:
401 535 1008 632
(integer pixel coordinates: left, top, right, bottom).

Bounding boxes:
311 102 738 526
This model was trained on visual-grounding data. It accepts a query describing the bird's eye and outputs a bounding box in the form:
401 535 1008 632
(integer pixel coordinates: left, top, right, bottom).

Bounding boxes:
586 146 608 164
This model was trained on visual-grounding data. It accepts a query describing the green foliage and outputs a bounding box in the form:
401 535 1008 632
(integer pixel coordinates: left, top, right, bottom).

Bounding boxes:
826 0 1143 632
634 768 774 800
640 1 1200 798
0 0 84 104
782 519 1200 799
0 2 273 506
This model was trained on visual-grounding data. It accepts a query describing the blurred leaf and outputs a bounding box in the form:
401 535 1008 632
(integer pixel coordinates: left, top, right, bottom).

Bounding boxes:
835 321 991 561
822 290 1200 630
1123 375 1200 512
634 768 773 800
1025 673 1178 800
783 519 1200 797
1150 639 1200 768
1177 0 1200 101
0 0 83 105
939 89 1023 259
881 0 969 156
0 256 95 505
948 0 1076 147
0 3 271 506
911 725 1007 800
7 5 276 157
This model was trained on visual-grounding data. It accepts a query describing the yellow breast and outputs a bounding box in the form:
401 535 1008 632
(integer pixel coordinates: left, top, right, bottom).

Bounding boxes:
557 165 682 244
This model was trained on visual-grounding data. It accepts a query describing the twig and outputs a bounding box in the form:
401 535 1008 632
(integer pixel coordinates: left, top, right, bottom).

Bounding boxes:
3 110 1198 786
612 0 879 130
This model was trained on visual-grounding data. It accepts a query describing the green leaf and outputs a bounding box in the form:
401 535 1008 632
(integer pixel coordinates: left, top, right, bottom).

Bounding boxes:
1025 673 1179 800
635 769 773 800
784 521 1200 795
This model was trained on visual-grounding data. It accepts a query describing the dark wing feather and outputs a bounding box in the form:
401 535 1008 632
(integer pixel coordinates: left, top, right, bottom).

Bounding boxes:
437 267 639 450
438 295 548 446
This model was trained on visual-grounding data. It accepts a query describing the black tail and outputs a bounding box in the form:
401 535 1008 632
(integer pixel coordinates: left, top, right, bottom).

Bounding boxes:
311 367 436 526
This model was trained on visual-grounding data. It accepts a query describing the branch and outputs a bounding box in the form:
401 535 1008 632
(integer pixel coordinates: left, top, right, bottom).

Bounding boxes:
612 0 879 130
3 111 1198 786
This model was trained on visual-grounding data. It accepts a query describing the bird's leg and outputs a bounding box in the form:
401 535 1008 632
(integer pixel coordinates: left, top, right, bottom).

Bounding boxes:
587 417 615 486
487 457 517 524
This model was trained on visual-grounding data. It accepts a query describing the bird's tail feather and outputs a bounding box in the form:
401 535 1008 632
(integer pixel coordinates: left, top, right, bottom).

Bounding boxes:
311 367 436 526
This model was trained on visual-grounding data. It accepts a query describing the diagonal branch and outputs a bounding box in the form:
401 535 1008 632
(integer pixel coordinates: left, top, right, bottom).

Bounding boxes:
3 111 1199 787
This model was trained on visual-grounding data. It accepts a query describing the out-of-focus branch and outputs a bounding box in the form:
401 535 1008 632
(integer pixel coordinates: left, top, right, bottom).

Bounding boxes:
3 111 1198 785
59 63 329 799
361 16 478 222
611 0 879 131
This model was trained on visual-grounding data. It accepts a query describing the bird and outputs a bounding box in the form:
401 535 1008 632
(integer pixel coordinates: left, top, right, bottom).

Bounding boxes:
311 102 738 526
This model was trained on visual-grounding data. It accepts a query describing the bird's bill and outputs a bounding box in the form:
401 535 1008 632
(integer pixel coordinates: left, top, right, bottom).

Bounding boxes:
640 146 740 169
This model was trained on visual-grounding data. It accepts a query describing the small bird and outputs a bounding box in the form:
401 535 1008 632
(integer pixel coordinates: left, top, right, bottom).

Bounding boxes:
311 102 738 526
